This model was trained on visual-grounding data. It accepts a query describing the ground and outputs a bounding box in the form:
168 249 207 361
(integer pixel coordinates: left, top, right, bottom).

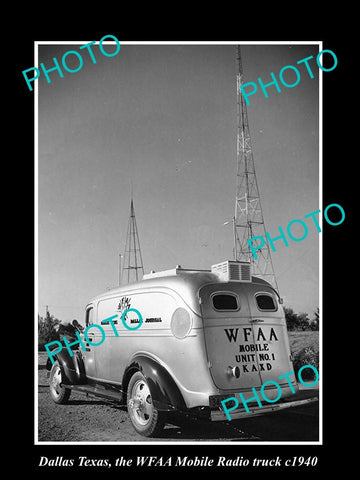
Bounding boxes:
37 331 319 442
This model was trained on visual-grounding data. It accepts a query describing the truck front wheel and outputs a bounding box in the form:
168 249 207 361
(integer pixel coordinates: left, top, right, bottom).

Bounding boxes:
127 371 165 437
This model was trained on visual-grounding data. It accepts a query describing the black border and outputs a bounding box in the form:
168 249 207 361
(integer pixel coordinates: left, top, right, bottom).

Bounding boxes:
15 19 351 474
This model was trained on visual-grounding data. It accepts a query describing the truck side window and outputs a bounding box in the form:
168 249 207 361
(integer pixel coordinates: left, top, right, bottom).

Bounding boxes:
86 307 94 327
255 294 277 311
212 293 239 311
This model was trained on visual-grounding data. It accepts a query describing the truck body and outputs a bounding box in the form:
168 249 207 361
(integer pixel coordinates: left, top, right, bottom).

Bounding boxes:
47 260 318 436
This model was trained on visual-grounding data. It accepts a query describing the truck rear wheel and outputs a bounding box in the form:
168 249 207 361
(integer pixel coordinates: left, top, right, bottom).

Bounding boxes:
127 371 165 437
49 360 71 404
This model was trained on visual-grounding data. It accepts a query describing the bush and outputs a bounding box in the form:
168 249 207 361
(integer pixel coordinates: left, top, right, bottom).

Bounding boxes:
292 346 319 380
284 306 319 331
38 311 61 350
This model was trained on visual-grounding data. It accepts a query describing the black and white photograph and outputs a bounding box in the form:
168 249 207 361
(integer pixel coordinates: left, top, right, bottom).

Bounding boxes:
21 29 350 472
36 41 321 442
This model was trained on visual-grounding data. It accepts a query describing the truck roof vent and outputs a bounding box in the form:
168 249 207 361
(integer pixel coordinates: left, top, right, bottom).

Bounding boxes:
211 260 251 282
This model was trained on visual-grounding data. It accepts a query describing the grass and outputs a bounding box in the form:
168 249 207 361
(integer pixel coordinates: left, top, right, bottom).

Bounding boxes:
288 330 319 357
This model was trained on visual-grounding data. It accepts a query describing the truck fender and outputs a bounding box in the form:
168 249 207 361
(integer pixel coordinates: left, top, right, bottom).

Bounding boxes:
123 355 187 412
46 349 86 385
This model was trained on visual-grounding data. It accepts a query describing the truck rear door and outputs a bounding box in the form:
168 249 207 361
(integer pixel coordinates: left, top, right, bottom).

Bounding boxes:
199 282 295 392
199 283 262 391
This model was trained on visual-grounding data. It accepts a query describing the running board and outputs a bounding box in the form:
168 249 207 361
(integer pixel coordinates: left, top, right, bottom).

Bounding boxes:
66 383 124 403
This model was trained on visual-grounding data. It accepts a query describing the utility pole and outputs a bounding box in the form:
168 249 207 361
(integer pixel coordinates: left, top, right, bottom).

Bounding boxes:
233 46 279 292
121 196 144 285
118 254 123 286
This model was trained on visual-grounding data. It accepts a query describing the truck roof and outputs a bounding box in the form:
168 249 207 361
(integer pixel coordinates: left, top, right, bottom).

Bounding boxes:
89 263 275 315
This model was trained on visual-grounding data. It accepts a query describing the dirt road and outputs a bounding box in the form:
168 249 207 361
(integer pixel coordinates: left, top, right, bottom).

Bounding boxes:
37 353 319 443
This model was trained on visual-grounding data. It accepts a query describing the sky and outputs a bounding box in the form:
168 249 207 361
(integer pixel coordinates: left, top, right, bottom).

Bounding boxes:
37 42 320 323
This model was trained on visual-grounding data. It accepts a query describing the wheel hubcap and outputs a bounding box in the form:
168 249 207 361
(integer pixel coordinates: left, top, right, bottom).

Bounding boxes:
51 367 63 397
129 379 153 426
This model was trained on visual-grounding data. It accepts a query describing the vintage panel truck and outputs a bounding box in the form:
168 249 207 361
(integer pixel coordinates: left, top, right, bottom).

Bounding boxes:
46 260 318 437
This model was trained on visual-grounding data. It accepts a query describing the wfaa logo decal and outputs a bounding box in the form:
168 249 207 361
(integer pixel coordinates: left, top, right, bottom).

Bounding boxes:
116 297 143 330
117 296 132 319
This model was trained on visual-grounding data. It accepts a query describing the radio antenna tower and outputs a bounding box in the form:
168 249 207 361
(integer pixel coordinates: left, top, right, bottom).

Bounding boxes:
120 194 144 285
233 46 279 292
